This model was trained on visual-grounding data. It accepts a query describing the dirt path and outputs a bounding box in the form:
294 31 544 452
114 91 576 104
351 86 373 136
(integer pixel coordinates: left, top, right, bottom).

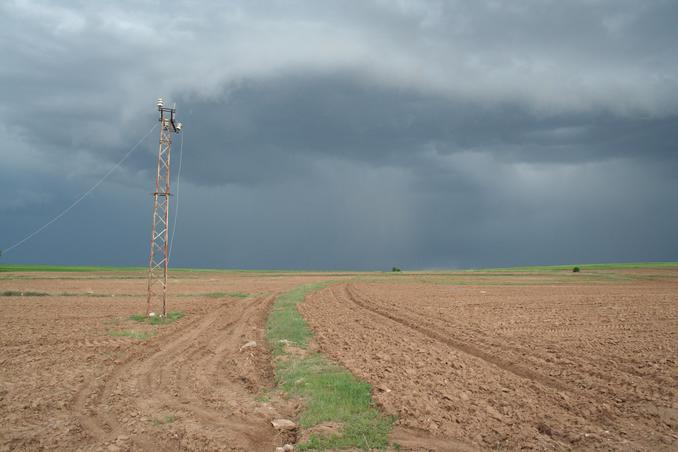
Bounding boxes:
300 282 678 450
68 294 280 451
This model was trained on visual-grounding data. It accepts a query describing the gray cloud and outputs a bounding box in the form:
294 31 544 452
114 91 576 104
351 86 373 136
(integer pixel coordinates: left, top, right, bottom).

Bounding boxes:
1 0 677 269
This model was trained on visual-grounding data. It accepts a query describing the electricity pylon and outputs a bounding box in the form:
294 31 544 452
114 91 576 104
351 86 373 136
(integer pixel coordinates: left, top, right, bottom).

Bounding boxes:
146 98 182 316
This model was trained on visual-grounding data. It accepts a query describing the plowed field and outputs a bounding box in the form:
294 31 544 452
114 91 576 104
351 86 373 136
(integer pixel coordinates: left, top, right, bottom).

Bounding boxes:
300 271 678 450
1 267 677 451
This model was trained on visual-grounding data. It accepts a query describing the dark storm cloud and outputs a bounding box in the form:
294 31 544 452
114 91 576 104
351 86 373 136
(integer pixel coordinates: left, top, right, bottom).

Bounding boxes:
178 75 678 188
1 0 677 268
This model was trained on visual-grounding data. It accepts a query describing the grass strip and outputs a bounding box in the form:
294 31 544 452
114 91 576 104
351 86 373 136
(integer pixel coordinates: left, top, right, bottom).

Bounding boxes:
0 264 146 273
129 311 184 325
108 329 155 340
266 283 394 450
267 284 317 355
0 290 50 297
185 291 250 299
467 261 678 272
0 290 138 297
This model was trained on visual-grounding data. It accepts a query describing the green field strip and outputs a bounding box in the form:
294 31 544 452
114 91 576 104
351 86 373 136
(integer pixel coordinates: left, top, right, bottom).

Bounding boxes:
266 282 394 450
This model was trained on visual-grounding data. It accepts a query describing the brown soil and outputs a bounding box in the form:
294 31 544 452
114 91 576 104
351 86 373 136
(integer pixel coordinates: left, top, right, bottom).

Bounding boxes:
2 269 677 451
0 272 327 452
300 277 678 451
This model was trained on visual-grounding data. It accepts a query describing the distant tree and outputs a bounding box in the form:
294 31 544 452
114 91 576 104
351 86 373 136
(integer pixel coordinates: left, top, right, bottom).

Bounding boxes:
572 266 581 273
392 267 401 272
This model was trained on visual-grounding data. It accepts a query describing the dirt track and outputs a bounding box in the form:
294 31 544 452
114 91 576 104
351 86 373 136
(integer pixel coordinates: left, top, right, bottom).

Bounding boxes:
0 272 330 451
73 294 279 451
301 278 678 450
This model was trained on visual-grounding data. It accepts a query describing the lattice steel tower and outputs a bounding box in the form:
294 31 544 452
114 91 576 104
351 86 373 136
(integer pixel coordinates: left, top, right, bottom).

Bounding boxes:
146 98 182 316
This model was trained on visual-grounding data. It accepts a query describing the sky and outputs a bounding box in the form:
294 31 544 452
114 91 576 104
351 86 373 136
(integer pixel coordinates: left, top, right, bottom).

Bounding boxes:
1 0 677 270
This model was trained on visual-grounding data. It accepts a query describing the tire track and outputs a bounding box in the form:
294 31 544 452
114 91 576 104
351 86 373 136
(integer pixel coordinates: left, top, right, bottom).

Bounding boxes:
343 283 569 392
73 294 278 451
345 284 669 401
132 294 276 447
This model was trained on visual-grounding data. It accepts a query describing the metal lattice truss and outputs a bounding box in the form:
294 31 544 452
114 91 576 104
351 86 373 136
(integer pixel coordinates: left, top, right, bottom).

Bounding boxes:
146 99 181 316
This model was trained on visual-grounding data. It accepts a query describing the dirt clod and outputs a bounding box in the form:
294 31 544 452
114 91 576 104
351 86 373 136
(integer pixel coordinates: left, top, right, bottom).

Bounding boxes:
240 340 258 351
271 418 296 431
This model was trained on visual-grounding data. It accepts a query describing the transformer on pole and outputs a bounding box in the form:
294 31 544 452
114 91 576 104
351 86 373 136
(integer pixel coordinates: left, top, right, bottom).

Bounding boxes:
146 98 182 316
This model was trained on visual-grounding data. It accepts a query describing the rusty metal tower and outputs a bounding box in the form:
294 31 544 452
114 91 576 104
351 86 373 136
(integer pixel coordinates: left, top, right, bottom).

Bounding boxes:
146 98 182 316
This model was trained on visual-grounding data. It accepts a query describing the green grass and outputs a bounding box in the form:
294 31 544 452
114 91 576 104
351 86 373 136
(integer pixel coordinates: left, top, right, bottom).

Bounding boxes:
150 415 177 426
470 261 678 272
192 291 250 299
58 292 134 297
0 264 145 273
129 311 184 325
278 353 393 450
266 283 322 355
108 329 155 340
0 290 137 297
0 290 50 296
2 261 676 276
267 282 394 450
0 263 362 275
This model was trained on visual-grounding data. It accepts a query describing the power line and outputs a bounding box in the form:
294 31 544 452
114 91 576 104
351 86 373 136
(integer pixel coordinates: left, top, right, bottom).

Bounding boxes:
2 123 158 255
